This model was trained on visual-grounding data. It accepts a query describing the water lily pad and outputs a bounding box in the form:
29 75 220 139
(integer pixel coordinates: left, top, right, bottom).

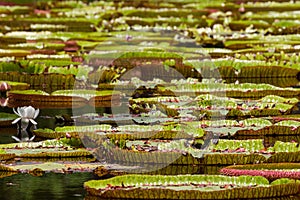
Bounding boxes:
4 148 91 158
221 163 300 180
0 72 77 92
0 138 91 159
7 89 122 108
205 140 300 165
0 49 30 57
228 20 270 31
34 123 204 140
163 83 300 98
0 162 101 174
7 89 86 108
189 117 299 138
235 120 300 137
0 112 18 127
91 138 300 165
84 175 299 199
88 50 202 82
52 90 122 107
0 153 15 161
0 171 17 179
146 94 299 118
0 81 29 91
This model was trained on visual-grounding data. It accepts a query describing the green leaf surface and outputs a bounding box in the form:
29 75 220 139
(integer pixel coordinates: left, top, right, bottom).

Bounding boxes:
84 174 299 199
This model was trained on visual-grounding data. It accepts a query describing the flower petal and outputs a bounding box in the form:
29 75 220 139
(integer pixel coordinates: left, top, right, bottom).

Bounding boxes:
12 117 21 124
29 135 35 141
33 108 40 119
22 137 29 142
13 108 21 117
29 119 37 125
11 136 21 142
18 107 25 117
25 106 35 118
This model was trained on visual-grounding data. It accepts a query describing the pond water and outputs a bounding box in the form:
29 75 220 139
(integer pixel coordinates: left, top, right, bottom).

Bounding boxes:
0 128 16 144
0 172 97 200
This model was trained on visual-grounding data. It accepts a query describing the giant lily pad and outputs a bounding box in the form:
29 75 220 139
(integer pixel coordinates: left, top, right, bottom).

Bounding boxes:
132 94 298 118
7 89 121 108
0 162 101 174
7 89 86 108
88 138 300 165
205 140 300 164
34 123 204 140
0 72 77 92
0 148 15 161
0 16 97 32
163 83 300 98
221 163 300 181
52 90 121 107
0 138 92 159
88 50 202 82
0 81 29 91
0 112 18 127
235 120 300 137
192 118 300 138
84 174 299 199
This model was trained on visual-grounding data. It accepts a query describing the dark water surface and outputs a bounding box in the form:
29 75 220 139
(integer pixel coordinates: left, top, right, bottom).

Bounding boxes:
0 172 97 200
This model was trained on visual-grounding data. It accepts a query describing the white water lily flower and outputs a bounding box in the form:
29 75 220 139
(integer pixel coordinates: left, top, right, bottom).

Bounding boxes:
12 106 40 125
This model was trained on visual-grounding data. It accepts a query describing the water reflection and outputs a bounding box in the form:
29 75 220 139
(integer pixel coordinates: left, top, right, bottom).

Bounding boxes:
0 172 96 200
0 128 17 144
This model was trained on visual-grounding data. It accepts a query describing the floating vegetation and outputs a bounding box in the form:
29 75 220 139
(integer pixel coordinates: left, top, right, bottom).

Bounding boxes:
2 0 300 199
0 81 29 91
163 83 300 98
0 138 92 161
7 89 122 108
34 123 204 140
84 175 299 199
131 94 298 119
81 137 300 165
0 72 77 92
220 163 300 180
0 113 18 127
0 162 98 173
